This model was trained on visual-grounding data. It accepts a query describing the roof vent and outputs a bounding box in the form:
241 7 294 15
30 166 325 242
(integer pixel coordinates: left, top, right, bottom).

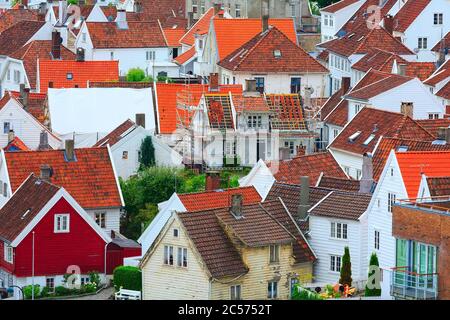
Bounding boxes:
348 131 361 142
40 164 53 182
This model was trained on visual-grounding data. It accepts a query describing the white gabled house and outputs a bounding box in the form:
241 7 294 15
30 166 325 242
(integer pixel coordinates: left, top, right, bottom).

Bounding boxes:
238 159 275 200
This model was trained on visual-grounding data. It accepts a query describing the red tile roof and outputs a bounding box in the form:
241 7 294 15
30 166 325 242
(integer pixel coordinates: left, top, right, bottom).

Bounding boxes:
329 108 435 155
0 174 60 242
85 21 167 48
372 137 450 181
323 99 348 127
267 151 347 185
94 119 136 147
416 119 450 138
10 40 75 89
265 94 307 130
204 94 235 129
4 136 30 152
4 148 122 209
320 85 350 121
212 18 297 60
321 0 361 13
218 26 327 73
177 186 261 212
0 9 38 34
396 151 450 198
155 83 242 134
316 176 360 192
163 27 186 47
393 0 431 33
432 31 450 52
232 94 270 113
38 60 119 93
426 176 450 197
436 81 450 100
179 7 215 46
173 46 196 65
423 60 450 86
8 91 48 125
0 20 45 56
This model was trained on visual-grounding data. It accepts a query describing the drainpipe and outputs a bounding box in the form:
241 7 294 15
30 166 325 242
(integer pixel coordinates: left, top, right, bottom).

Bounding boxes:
104 242 109 285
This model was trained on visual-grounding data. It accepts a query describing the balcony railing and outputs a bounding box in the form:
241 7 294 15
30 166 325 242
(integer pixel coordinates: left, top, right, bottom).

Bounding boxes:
390 267 438 300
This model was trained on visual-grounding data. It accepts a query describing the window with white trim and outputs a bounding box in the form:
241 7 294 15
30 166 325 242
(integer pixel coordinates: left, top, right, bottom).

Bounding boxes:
331 222 347 239
173 228 179 237
177 247 188 267
247 115 262 128
333 128 340 138
374 230 380 250
235 4 241 17
54 214 70 233
95 212 106 228
4 244 13 263
356 169 362 180
388 192 396 213
146 51 155 61
428 113 439 119
163 245 174 265
267 281 278 299
330 255 341 272
433 13 443 25
13 70 20 84
284 141 295 155
46 277 55 293
192 0 198 13
230 284 241 300
269 244 280 263
418 37 428 49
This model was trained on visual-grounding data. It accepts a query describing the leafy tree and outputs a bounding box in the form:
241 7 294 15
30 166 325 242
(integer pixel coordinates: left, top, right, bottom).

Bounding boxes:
113 266 142 291
339 246 352 286
68 0 78 5
139 136 155 170
365 252 382 296
126 68 152 82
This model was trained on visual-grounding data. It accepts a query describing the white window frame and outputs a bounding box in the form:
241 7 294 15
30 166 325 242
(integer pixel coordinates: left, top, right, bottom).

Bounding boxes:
433 13 443 25
374 230 380 250
235 3 241 17
331 222 348 240
46 277 55 293
330 255 341 272
230 284 241 300
177 247 188 268
163 245 174 266
95 212 106 228
54 214 70 233
418 37 428 49
269 244 280 263
146 50 156 61
388 192 396 213
267 281 278 299
4 244 13 264
428 113 439 119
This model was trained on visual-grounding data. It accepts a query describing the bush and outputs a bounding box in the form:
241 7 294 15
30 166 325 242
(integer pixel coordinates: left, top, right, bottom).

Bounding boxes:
113 266 142 291
23 285 40 299
40 286 51 298
339 246 352 286
89 271 101 287
139 136 155 170
83 283 97 293
291 285 323 300
55 286 71 296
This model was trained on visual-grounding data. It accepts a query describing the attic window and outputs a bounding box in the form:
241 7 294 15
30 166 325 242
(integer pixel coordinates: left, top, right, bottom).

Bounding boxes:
348 131 361 142
273 50 282 58
397 146 408 152
362 134 375 146
66 73 73 80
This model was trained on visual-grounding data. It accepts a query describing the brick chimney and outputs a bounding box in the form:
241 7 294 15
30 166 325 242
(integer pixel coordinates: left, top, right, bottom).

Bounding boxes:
38 131 50 150
384 14 394 35
40 164 52 182
64 139 75 162
205 171 221 191
230 193 243 218
341 77 351 93
437 127 450 144
135 114 145 128
261 0 269 32
297 176 310 220
400 102 413 118
19 83 29 109
7 130 15 144
76 47 85 62
209 73 219 91
359 152 374 193
52 30 62 60
213 3 221 15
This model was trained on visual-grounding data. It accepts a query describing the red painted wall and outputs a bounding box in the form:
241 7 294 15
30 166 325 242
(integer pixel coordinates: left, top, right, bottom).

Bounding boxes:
13 197 107 277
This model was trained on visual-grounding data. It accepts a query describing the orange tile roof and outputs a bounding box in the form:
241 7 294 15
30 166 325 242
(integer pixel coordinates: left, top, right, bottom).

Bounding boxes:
393 0 431 33
395 151 450 198
5 148 122 209
155 83 242 134
436 81 450 100
4 136 30 152
178 186 261 211
38 60 119 93
232 94 270 113
423 60 450 86
212 18 297 60
163 27 186 47
218 26 328 73
173 46 196 65
179 7 215 46
8 91 48 125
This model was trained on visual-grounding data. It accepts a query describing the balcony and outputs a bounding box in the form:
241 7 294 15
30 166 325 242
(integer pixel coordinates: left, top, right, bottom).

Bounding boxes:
390 267 438 300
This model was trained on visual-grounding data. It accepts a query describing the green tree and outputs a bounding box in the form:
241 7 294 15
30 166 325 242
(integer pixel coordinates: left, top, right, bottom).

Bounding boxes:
365 252 382 296
139 136 155 170
339 246 352 286
126 68 152 82
316 0 340 8
68 0 79 5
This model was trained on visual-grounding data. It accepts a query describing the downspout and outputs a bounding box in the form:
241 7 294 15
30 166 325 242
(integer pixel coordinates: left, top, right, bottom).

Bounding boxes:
104 242 109 284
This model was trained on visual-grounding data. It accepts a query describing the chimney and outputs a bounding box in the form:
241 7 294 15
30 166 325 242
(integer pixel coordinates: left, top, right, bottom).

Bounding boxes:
134 1 143 13
19 83 29 109
7 130 15 144
51 30 62 60
22 0 28 8
48 81 54 89
400 102 413 118
213 3 221 15
297 176 310 220
261 0 269 32
243 79 259 97
230 193 243 218
341 77 351 93
135 113 145 128
76 47 85 62
205 171 221 191
187 12 194 29
38 2 47 20
58 0 67 25
304 87 312 107
209 73 219 91
384 14 394 35
40 164 52 182
262 14 269 33
38 131 50 150
279 147 291 160
437 127 450 144
116 9 128 29
64 139 75 162
359 152 374 193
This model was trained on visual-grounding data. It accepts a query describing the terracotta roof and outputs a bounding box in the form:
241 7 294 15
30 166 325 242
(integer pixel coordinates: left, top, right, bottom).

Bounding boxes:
155 83 242 134
266 94 307 130
204 94 234 129
85 22 167 48
178 186 261 212
372 137 450 181
4 136 30 152
267 151 347 186
179 7 215 46
393 0 431 33
2 91 48 125
0 174 60 243
212 18 297 60
0 9 38 34
265 182 331 232
426 177 450 197
329 108 435 155
316 176 360 192
416 118 450 138
4 148 122 209
396 62 436 82
163 27 186 47
232 94 270 113
321 0 361 13
424 60 450 86
432 31 450 52
324 99 348 127
94 119 136 147
9 40 75 89
316 49 329 62
0 20 45 56
38 60 119 93
88 81 153 88
320 85 350 121
396 151 450 198
436 81 450 100
218 26 328 73
173 46 196 65
309 190 371 220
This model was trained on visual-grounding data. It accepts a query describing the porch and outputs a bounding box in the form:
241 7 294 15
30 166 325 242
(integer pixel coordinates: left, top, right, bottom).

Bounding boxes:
390 267 438 300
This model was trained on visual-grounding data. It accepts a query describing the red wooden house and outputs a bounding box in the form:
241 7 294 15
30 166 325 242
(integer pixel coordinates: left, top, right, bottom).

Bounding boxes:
0 174 113 298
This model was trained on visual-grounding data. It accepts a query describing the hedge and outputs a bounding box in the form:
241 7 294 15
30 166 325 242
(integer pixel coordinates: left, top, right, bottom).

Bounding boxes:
113 266 142 291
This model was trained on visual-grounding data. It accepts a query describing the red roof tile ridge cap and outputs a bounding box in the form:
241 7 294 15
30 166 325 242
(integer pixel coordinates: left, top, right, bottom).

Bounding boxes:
395 150 450 155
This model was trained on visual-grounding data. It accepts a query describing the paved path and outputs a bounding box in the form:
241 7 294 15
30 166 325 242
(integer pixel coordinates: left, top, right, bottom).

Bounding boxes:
68 286 115 300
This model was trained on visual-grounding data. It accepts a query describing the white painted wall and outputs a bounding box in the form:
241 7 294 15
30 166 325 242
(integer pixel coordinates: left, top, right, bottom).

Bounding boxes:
328 148 363 179
86 208 121 234
239 159 275 200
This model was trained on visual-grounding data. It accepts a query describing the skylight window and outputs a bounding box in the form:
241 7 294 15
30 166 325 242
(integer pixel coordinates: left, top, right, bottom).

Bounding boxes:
21 209 31 220
397 146 409 152
273 50 282 58
362 134 375 146
347 33 355 39
348 131 361 142
66 73 73 80
357 36 365 42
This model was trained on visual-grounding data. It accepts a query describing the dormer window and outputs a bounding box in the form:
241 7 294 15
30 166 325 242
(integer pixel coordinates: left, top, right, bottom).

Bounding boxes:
348 131 361 142
362 134 375 146
66 73 73 80
273 50 281 58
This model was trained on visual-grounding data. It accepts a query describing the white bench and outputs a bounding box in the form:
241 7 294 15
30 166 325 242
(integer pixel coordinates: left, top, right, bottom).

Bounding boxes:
115 289 141 300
